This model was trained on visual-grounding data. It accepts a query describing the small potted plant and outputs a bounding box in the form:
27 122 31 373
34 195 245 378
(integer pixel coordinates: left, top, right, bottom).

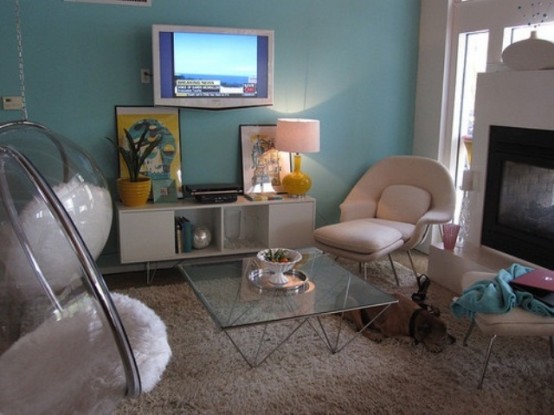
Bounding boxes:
107 121 162 207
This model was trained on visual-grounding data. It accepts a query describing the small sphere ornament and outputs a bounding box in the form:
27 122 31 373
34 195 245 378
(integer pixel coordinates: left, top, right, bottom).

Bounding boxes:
193 225 211 249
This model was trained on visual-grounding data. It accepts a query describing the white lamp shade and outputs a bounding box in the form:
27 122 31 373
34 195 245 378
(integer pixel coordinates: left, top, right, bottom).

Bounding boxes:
275 119 320 153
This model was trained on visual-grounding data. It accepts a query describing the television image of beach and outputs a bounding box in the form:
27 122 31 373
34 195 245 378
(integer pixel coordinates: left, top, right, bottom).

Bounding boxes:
173 32 258 96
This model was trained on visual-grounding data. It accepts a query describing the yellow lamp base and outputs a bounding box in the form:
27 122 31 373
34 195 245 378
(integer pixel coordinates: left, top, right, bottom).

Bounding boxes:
283 154 312 197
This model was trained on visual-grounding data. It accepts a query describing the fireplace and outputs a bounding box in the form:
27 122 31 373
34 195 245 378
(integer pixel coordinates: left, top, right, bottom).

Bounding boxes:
481 125 554 269
427 71 554 294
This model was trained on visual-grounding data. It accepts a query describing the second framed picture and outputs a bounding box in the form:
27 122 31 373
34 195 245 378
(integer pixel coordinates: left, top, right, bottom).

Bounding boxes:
240 125 291 194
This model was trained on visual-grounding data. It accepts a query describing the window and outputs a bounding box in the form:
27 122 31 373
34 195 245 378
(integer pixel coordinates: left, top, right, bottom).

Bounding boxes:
503 22 554 48
452 31 488 183
451 22 554 190
444 2 554 221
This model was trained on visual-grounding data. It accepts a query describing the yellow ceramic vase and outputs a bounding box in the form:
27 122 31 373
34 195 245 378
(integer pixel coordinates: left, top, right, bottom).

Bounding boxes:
117 176 151 207
283 154 312 197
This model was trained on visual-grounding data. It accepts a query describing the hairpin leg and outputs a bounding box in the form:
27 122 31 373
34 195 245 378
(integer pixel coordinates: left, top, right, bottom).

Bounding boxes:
387 254 400 286
463 319 476 346
477 335 497 389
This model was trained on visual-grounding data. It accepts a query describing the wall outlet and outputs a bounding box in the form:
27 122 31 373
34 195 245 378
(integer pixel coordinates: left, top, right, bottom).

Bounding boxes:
140 69 151 84
2 96 23 110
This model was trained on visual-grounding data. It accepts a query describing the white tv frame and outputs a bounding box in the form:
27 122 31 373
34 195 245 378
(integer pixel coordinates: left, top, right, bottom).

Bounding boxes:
152 24 274 110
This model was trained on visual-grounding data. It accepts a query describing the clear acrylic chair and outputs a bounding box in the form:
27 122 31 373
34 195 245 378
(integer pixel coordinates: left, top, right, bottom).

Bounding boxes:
0 122 170 414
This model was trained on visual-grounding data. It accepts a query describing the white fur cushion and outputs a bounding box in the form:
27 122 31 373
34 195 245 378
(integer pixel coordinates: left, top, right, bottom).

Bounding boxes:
2 177 112 295
0 293 171 415
376 184 431 224
112 293 172 393
53 176 113 259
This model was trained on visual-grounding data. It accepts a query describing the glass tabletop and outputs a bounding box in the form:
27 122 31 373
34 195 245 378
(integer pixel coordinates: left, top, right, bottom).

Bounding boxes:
178 248 396 330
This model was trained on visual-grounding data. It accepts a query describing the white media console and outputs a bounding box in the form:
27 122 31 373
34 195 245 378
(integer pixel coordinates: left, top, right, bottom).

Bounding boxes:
116 196 316 267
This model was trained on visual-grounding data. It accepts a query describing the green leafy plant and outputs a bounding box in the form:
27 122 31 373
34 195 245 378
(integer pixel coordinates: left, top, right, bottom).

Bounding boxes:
106 123 162 182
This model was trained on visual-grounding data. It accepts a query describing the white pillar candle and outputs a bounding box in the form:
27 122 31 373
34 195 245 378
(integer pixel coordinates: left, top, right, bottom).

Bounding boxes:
460 169 474 191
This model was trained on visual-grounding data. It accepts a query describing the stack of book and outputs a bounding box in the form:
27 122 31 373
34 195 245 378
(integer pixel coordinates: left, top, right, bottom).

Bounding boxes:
175 216 193 253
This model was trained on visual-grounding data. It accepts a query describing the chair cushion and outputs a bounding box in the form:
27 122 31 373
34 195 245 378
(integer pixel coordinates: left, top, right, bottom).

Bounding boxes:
474 307 554 336
313 219 402 255
462 271 554 337
0 293 171 414
376 185 431 224
365 218 416 241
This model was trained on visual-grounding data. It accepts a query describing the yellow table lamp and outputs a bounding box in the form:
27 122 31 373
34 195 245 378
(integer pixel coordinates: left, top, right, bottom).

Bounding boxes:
275 118 320 198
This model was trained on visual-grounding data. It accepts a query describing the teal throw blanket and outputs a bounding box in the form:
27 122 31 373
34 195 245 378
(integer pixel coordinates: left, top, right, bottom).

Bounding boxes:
451 264 554 319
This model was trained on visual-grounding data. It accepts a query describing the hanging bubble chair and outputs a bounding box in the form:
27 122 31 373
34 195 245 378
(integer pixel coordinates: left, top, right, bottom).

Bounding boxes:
0 121 170 414
0 120 112 259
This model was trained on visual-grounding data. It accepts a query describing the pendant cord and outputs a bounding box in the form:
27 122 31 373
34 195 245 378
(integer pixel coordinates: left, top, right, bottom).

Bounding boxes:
15 0 28 121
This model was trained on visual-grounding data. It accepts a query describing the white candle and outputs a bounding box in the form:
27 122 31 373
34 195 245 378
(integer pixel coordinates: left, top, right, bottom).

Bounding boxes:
460 169 474 191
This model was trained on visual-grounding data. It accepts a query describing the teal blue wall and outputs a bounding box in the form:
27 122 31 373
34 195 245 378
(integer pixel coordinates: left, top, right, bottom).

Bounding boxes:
0 0 420 259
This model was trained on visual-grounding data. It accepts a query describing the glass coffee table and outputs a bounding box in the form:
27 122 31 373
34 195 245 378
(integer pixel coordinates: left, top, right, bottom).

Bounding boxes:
178 248 397 367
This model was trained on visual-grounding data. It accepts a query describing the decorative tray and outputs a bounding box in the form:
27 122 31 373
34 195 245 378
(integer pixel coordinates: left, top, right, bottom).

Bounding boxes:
248 268 309 293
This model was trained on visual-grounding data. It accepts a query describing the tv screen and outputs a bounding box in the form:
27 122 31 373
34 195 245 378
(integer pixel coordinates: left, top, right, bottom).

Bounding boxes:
152 24 274 110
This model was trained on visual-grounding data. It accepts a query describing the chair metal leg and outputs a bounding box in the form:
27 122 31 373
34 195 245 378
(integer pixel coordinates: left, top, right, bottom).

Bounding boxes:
463 319 476 346
462 319 494 389
387 250 419 286
358 262 367 279
406 250 419 279
387 254 400 286
477 334 497 389
464 327 552 389
480 335 554 389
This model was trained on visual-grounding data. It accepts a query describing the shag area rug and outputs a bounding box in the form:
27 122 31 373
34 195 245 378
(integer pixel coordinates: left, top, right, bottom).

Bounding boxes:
112 259 553 414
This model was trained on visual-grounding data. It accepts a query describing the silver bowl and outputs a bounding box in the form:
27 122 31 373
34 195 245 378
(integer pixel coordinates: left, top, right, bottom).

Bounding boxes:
256 248 302 285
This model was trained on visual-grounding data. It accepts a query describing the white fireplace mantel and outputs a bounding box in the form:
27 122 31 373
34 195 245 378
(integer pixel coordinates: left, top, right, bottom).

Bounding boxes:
428 69 554 294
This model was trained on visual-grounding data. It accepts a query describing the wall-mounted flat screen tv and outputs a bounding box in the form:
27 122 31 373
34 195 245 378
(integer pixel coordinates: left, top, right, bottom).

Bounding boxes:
152 24 274 110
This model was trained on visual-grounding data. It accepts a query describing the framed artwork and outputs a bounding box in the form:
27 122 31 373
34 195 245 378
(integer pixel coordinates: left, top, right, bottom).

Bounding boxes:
240 124 291 194
115 106 183 198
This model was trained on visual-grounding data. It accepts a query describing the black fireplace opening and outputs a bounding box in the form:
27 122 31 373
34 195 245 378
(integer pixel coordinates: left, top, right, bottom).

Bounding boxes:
481 125 554 269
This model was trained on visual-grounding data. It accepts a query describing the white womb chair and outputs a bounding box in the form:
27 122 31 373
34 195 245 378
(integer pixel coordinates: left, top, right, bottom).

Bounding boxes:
313 155 455 284
461 271 554 389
